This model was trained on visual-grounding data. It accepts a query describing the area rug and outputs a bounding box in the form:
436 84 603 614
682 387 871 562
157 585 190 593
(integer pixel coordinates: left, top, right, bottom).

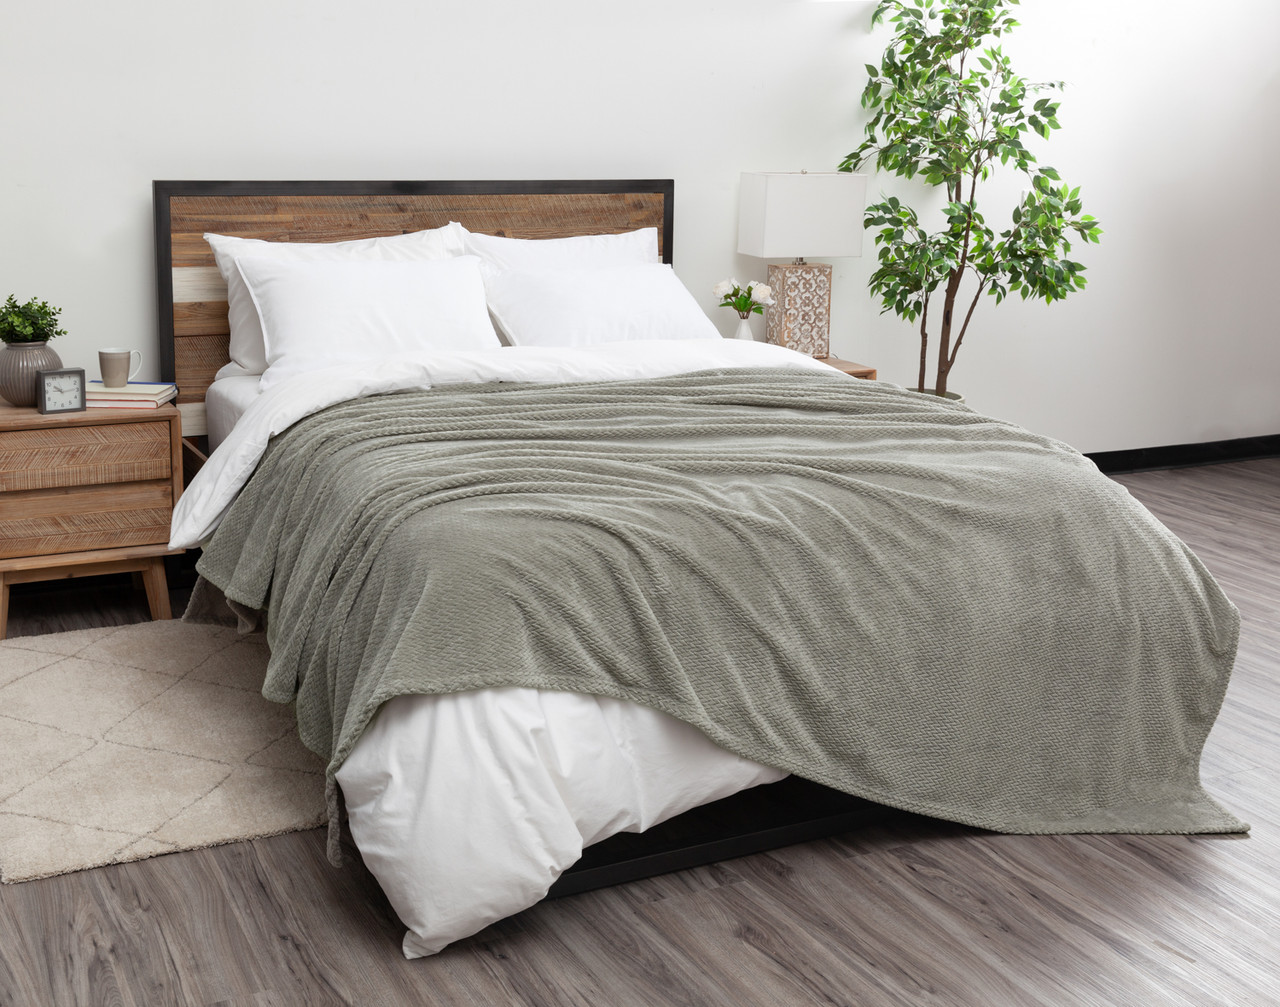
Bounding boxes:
0 620 326 883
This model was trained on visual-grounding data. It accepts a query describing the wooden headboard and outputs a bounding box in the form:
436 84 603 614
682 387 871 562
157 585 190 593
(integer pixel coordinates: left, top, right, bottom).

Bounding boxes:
153 179 676 423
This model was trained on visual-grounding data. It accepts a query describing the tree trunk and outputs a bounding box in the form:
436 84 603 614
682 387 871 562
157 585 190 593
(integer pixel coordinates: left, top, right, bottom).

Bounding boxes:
935 268 962 396
917 307 929 393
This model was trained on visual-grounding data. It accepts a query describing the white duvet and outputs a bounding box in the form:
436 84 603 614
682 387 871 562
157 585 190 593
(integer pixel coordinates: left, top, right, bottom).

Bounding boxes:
173 339 835 957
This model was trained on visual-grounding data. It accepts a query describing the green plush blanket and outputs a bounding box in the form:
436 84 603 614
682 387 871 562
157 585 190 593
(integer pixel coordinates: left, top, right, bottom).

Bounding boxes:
197 368 1246 854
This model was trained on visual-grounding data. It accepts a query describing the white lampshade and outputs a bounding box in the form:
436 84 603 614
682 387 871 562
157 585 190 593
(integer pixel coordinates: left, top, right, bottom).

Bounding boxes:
737 171 867 259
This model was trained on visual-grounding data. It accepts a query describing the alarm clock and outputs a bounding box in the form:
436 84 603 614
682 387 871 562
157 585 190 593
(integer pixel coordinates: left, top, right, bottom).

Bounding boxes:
36 367 87 414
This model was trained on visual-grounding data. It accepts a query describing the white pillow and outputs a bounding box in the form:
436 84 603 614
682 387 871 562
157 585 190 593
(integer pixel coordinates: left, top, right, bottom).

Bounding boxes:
235 255 500 392
483 265 721 348
462 226 659 273
206 223 467 377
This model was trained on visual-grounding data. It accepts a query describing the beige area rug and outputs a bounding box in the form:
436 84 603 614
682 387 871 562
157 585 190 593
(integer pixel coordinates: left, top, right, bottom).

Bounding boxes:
0 620 326 883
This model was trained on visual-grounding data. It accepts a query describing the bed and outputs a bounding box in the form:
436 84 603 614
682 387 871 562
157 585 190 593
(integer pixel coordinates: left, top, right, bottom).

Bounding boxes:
154 179 1245 959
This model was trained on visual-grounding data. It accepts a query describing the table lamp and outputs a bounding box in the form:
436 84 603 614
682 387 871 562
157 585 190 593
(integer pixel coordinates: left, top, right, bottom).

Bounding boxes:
737 171 867 358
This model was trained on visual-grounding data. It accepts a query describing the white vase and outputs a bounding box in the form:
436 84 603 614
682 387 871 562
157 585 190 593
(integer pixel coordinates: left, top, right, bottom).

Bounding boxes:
734 317 755 341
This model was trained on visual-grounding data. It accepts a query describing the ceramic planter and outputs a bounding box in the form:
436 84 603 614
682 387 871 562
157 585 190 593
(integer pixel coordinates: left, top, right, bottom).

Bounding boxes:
0 341 63 407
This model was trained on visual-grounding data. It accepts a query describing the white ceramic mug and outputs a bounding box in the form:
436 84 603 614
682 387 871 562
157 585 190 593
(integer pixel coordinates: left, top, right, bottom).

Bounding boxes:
99 348 142 389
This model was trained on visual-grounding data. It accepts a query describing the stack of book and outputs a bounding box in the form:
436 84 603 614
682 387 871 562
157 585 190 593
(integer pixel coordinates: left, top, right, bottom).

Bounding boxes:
86 381 178 409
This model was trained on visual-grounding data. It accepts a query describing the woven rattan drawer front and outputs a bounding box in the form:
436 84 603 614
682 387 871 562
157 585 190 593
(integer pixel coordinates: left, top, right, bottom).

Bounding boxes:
0 479 174 559
0 420 171 492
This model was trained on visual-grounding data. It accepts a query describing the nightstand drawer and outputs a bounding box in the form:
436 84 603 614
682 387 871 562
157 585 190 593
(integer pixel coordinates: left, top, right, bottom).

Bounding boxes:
0 420 171 492
0 402 184 639
0 479 174 559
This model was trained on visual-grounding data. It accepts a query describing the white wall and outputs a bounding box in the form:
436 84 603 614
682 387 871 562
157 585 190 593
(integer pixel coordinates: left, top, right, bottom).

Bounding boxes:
2 0 1276 452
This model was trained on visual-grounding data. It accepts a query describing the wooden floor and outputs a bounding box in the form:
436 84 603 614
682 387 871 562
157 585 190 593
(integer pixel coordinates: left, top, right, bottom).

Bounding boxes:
1 459 1278 1006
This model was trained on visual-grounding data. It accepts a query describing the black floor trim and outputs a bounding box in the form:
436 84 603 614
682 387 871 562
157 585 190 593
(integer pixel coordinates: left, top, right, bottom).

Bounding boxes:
1088 434 1280 474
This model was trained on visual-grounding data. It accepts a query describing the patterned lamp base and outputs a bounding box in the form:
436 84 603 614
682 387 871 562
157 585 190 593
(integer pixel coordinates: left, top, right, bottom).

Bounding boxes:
764 262 832 358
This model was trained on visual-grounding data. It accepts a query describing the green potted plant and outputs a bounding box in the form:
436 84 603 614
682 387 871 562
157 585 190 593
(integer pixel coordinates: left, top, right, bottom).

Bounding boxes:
0 296 67 407
840 0 1102 397
714 278 775 340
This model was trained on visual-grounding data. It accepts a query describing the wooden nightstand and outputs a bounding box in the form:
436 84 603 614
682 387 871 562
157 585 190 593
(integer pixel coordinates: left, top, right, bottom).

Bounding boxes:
820 357 877 380
0 403 184 638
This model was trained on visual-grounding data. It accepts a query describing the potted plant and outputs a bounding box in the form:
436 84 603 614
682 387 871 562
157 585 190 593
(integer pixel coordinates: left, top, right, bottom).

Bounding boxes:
714 278 775 340
840 0 1102 397
0 296 67 407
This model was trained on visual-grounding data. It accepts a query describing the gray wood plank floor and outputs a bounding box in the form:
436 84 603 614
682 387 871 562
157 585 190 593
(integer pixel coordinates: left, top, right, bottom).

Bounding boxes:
2 458 1277 1006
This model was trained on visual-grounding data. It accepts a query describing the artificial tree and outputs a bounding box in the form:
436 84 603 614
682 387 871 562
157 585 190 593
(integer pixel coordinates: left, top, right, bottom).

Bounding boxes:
840 0 1101 396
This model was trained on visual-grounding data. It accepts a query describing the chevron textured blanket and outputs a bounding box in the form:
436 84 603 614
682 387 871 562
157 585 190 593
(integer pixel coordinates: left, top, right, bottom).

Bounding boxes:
196 368 1246 855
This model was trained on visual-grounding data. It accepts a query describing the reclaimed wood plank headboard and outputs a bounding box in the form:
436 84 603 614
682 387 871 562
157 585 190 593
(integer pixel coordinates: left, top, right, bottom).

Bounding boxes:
153 179 676 432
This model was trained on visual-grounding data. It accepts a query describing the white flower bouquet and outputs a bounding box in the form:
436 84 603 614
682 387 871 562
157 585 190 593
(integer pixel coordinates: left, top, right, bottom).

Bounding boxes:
714 279 774 319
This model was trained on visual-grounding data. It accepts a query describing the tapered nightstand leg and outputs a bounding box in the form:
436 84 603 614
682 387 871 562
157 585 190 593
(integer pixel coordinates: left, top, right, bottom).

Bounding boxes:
0 573 9 640
140 558 172 621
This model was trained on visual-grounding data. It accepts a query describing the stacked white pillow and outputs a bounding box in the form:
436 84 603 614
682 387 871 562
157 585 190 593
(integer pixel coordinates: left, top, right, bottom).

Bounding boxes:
206 222 468 379
461 226 660 273
481 265 721 347
463 227 720 347
235 256 500 393
205 223 720 391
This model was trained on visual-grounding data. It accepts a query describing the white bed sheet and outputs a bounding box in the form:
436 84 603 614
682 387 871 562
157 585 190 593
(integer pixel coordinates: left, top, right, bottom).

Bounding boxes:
182 341 836 957
339 689 785 958
204 374 262 452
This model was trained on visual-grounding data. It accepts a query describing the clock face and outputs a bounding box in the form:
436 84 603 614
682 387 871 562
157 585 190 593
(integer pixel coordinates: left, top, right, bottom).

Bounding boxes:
38 369 86 413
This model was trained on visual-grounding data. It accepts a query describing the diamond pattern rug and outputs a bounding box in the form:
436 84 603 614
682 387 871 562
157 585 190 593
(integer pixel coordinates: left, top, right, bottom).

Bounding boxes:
0 620 326 883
